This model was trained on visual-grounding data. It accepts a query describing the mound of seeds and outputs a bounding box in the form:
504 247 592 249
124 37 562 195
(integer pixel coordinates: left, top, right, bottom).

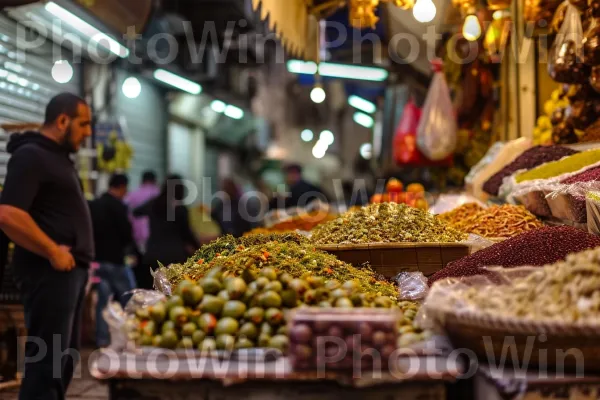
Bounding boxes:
429 226 600 285
310 203 467 245
458 247 600 322
483 145 577 196
163 241 398 299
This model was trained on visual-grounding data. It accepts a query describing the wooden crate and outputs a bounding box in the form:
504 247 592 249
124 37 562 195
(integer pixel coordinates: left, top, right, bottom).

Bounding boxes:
316 243 471 278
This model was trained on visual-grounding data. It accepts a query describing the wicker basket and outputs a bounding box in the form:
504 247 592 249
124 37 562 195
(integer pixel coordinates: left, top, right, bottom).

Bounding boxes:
441 311 600 371
316 243 471 278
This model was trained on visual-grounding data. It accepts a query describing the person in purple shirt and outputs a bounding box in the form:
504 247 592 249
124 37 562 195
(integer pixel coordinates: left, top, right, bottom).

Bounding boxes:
125 171 160 253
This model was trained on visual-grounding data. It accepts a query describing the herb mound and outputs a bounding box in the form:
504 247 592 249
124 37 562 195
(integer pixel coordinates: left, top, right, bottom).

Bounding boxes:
310 203 467 245
161 240 398 298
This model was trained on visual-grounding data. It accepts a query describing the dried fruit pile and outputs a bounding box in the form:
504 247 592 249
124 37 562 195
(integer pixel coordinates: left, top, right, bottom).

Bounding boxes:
449 205 543 239
437 203 485 225
457 247 600 322
132 265 424 351
163 241 398 298
483 145 577 196
429 226 600 285
244 212 336 236
310 203 467 245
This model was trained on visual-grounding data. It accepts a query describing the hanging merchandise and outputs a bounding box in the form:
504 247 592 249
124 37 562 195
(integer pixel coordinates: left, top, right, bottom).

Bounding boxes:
96 122 134 173
393 100 425 165
417 62 458 161
583 6 600 65
548 3 588 84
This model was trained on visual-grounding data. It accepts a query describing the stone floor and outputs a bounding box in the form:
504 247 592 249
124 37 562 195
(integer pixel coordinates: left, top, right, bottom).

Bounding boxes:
1 348 108 400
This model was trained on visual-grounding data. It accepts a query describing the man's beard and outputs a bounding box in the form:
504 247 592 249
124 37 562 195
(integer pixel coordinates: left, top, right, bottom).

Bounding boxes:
61 123 77 153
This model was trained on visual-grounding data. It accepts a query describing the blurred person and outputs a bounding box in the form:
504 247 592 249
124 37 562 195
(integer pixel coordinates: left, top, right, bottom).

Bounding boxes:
211 178 252 237
271 164 328 209
89 174 134 348
125 170 159 254
0 93 93 400
134 174 200 289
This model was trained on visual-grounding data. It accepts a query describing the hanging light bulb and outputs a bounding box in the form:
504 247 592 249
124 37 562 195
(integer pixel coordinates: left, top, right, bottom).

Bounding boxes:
310 84 326 104
413 0 436 23
463 14 482 41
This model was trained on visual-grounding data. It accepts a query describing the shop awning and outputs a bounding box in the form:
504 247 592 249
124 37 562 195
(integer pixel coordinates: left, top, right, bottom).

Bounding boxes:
251 0 320 61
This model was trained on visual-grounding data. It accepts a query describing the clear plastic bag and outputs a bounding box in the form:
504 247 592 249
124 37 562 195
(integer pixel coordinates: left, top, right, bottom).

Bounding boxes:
395 271 429 301
586 191 600 235
429 193 487 215
416 62 458 161
548 3 588 83
465 142 505 187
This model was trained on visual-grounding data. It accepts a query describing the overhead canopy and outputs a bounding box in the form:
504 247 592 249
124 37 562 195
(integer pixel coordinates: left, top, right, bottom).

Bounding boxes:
251 0 319 61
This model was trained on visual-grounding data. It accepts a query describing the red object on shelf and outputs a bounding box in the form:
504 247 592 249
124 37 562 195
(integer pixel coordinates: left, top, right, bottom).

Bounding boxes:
393 100 453 167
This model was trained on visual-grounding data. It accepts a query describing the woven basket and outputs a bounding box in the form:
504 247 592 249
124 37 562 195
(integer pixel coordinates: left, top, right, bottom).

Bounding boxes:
440 310 600 371
316 243 470 278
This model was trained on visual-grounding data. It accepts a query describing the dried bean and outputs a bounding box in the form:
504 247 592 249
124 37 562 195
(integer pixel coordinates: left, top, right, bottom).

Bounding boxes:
483 145 578 196
429 226 600 285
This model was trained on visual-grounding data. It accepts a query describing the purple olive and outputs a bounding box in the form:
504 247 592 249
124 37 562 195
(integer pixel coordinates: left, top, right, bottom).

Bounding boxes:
290 324 312 344
372 331 387 348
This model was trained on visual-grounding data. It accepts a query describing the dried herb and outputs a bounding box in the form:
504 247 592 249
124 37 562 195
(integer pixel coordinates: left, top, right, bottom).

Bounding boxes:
162 241 399 299
310 203 467 245
189 233 307 264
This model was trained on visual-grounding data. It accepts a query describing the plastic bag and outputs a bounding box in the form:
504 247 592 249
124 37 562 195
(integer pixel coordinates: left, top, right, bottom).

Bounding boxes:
548 3 588 83
545 181 600 222
395 271 429 301
428 193 487 215
587 191 600 235
464 142 505 187
393 100 425 165
417 62 458 161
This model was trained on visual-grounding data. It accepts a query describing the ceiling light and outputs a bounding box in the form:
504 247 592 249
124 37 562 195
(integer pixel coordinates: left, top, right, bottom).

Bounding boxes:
319 130 335 145
301 129 314 142
312 143 326 159
353 112 374 128
286 60 318 74
310 86 326 104
413 0 437 23
360 143 373 160
287 60 388 82
153 69 202 94
348 95 376 114
122 77 141 99
45 1 129 58
463 14 482 41
51 60 73 83
224 105 244 120
211 100 226 113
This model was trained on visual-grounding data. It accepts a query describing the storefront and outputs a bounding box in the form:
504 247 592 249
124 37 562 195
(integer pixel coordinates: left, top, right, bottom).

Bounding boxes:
0 13 82 183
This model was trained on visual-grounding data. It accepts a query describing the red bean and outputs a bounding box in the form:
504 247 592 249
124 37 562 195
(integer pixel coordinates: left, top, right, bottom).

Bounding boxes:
562 165 600 184
483 146 578 196
429 226 600 285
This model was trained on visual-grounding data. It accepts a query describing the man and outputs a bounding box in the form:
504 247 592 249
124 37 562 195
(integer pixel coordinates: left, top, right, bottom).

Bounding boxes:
89 174 133 348
273 164 328 209
125 170 159 254
0 93 93 400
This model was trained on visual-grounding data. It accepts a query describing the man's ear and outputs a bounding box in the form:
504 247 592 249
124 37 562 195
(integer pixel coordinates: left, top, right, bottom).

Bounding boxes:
57 114 69 131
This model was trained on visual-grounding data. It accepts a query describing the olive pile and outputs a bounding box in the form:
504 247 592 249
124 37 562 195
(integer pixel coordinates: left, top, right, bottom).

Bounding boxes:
132 265 424 352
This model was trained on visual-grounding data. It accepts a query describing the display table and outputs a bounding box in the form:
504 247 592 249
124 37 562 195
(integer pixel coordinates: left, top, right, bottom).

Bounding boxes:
475 364 600 400
90 350 461 400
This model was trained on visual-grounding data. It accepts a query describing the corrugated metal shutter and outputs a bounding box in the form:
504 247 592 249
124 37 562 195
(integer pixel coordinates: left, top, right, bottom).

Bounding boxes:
0 14 81 183
115 70 167 188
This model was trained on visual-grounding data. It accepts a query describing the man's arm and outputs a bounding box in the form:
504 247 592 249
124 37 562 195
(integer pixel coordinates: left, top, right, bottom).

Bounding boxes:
0 146 74 271
0 205 74 271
